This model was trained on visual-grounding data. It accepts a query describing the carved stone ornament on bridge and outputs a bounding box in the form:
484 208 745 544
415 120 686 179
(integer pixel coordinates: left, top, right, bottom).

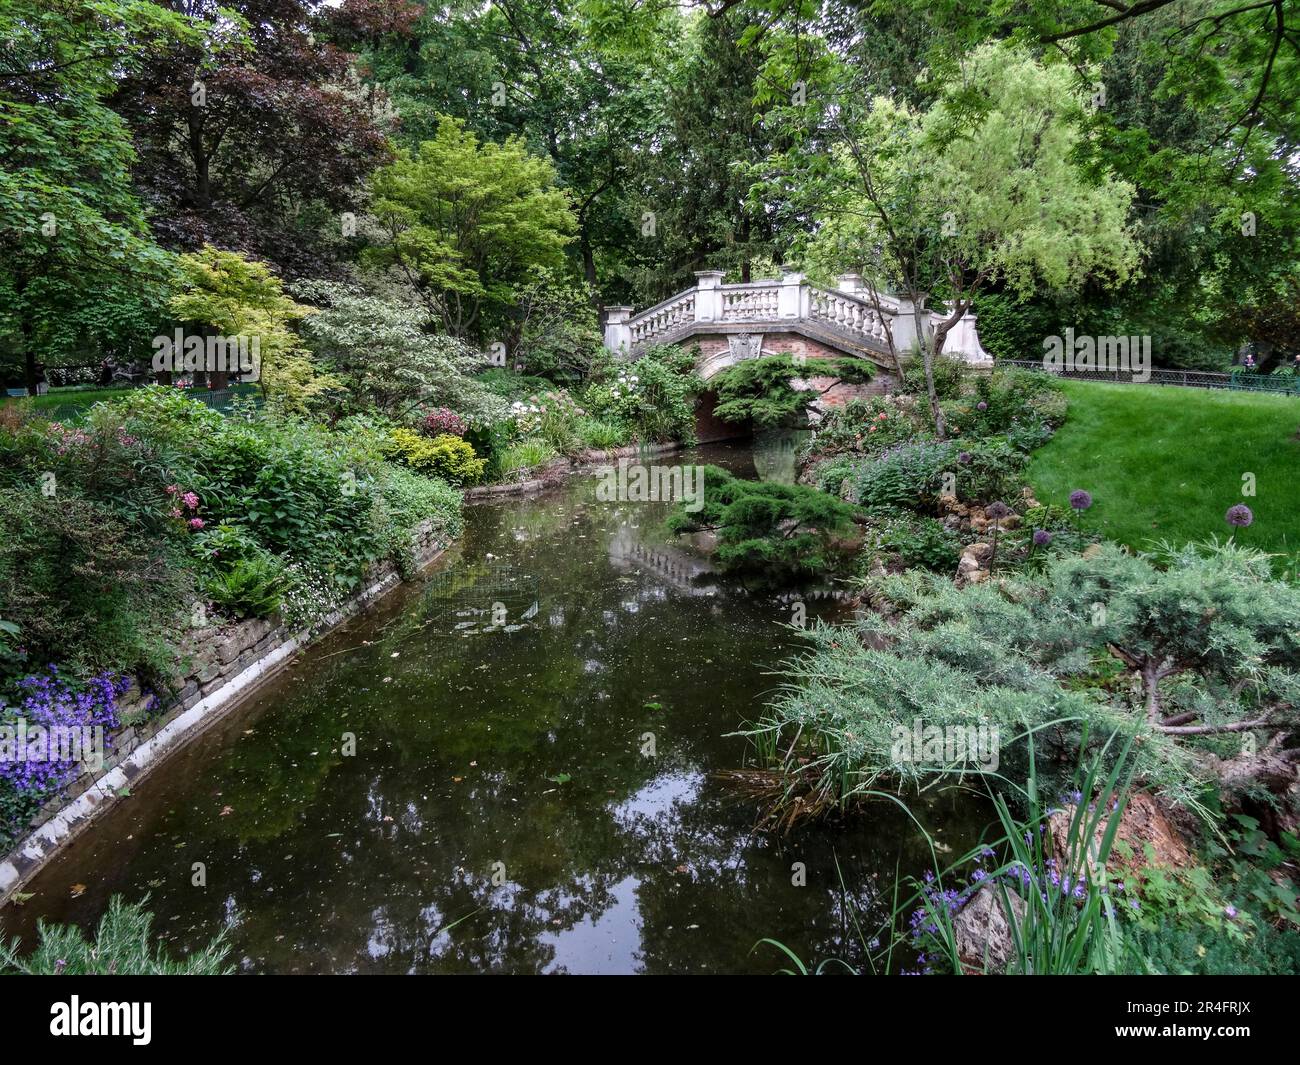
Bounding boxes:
727 333 764 361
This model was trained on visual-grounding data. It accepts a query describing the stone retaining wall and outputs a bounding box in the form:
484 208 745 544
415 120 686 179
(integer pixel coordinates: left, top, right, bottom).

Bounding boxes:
0 517 452 904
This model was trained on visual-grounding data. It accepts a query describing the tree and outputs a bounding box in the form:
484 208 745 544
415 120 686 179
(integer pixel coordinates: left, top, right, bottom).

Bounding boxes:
110 0 392 277
782 43 1137 436
291 279 508 423
332 0 677 303
365 116 577 342
710 353 872 427
0 0 187 392
170 247 328 410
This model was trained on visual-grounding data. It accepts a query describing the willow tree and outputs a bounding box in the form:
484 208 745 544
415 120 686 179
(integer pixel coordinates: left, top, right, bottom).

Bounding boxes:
788 43 1138 437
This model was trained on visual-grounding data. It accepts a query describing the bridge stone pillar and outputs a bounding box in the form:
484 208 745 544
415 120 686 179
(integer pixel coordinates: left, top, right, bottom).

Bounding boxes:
693 271 725 323
603 306 633 354
836 273 864 295
890 294 929 354
778 270 805 319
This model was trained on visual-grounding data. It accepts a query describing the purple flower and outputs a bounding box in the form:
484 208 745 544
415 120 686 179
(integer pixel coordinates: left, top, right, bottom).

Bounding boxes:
1033 529 1053 547
1225 504 1253 528
976 401 988 411
1224 904 1238 919
0 667 129 797
1069 489 1093 511
986 501 1011 520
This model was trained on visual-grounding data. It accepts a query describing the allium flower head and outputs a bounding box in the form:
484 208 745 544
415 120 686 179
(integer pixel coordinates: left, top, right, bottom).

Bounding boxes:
958 451 972 464
986 501 1011 520
1069 489 1093 510
976 401 988 411
1033 529 1053 547
1225 504 1253 528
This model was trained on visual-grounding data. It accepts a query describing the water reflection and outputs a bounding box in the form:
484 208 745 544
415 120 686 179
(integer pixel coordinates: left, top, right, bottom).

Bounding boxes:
0 444 983 973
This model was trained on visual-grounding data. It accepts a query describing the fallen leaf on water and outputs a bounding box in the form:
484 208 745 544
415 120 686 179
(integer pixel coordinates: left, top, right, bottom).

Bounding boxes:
10 891 34 906
70 884 86 898
219 805 233 816
452 776 463 783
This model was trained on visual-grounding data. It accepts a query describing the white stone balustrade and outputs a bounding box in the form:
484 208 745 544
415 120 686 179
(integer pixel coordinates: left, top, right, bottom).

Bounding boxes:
603 269 991 365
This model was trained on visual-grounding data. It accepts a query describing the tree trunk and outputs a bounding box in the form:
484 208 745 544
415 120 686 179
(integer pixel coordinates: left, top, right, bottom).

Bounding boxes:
911 302 947 440
579 224 598 307
22 316 37 396
188 106 210 208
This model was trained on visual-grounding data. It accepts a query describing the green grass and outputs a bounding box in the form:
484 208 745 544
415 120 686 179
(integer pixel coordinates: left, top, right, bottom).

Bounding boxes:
3 383 260 422
1027 380 1300 563
3 386 136 410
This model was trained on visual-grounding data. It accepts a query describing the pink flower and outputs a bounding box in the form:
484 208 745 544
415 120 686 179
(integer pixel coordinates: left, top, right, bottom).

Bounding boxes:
182 492 200 511
165 484 180 495
168 508 182 519
188 517 206 530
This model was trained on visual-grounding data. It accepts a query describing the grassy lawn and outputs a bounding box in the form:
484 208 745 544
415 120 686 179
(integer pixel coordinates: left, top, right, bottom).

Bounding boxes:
2 383 260 421
1026 379 1300 565
2 386 137 410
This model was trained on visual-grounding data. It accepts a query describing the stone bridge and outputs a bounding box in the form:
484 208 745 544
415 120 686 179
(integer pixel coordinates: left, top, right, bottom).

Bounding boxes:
602 270 991 384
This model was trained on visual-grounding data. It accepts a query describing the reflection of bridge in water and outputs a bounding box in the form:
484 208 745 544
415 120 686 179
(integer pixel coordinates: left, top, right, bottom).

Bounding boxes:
608 523 856 603
419 561 541 631
609 524 720 596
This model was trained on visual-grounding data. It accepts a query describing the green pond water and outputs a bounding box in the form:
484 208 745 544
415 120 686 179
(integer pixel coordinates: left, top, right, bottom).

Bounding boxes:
1 441 982 973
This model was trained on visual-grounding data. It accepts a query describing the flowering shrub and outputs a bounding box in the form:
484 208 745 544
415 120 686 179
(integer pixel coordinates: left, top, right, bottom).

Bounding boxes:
582 346 701 444
279 562 345 633
807 396 925 460
419 407 467 438
165 483 206 531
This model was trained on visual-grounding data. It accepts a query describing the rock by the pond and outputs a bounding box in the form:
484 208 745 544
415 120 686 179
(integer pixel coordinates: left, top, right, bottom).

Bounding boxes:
1047 790 1194 882
953 884 1026 974
955 541 993 587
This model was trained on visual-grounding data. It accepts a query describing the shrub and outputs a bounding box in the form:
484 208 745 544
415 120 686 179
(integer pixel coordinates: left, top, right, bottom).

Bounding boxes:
807 395 926 460
373 464 463 571
848 439 958 510
668 465 860 580
711 354 872 428
902 353 966 399
0 488 193 679
0 896 233 975
864 512 962 572
383 428 485 485
582 345 701 444
419 407 467 437
748 540 1300 824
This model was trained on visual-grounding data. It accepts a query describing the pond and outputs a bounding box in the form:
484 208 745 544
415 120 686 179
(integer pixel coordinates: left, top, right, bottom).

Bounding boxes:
1 441 983 973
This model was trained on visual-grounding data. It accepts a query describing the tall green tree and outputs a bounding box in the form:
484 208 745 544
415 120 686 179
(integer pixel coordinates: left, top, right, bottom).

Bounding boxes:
0 0 189 392
365 116 577 342
780 43 1138 436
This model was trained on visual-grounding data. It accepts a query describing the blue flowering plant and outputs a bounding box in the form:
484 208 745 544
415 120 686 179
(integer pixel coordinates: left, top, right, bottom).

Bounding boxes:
0 666 130 849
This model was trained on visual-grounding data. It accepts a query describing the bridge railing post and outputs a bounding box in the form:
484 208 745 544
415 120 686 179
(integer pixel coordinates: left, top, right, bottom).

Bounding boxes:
778 270 804 319
890 294 927 355
603 306 633 354
694 270 725 323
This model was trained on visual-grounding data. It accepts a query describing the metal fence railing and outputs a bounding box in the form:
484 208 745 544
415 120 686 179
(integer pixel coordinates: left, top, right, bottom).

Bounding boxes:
993 359 1300 396
8 385 263 423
